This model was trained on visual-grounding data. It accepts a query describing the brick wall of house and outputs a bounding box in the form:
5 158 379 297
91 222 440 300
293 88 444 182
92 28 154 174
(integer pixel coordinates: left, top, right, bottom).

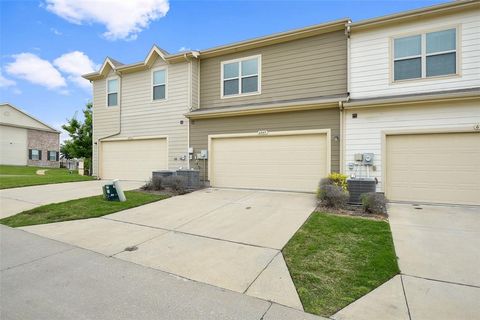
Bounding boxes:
27 129 60 168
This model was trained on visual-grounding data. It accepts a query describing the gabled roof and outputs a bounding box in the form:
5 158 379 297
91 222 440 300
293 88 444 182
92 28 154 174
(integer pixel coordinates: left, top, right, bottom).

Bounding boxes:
198 18 349 58
83 18 348 81
0 103 60 133
83 46 200 81
351 0 479 31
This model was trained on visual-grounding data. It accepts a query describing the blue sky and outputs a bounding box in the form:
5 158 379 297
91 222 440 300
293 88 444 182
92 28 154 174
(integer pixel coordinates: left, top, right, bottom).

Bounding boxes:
0 0 447 142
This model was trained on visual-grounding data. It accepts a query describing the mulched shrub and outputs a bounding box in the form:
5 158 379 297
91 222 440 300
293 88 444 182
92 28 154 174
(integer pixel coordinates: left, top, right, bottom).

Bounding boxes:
361 192 388 215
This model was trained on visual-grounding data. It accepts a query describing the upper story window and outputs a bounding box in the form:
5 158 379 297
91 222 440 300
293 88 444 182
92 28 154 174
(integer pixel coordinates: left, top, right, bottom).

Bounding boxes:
107 78 119 107
221 55 261 98
152 68 166 101
393 28 457 81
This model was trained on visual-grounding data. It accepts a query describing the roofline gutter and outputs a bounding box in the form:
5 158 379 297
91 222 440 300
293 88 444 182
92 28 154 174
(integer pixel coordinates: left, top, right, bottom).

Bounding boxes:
344 90 480 109
350 0 479 31
185 98 347 120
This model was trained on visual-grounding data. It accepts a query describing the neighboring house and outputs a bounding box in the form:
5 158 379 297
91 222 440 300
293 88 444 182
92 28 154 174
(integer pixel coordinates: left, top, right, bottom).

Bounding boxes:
0 103 60 168
83 49 199 181
344 0 480 205
186 19 348 192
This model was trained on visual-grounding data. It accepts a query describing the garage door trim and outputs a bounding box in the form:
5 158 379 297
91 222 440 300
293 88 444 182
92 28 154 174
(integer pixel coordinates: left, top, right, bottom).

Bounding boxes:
99 135 169 179
208 129 331 186
381 126 479 203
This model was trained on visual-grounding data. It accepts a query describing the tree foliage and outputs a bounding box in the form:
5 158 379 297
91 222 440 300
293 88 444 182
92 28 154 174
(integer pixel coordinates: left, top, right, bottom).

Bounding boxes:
61 102 92 160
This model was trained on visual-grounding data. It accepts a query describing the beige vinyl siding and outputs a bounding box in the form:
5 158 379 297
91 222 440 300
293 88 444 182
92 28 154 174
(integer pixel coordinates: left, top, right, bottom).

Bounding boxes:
190 108 340 180
92 58 191 177
350 9 480 99
343 99 480 193
386 132 480 205
0 125 27 165
191 59 200 109
200 31 347 109
92 69 120 176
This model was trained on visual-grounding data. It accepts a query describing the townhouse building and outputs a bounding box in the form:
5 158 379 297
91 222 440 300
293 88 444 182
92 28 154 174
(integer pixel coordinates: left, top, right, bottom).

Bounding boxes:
83 48 199 180
344 0 480 205
186 19 348 192
83 0 479 204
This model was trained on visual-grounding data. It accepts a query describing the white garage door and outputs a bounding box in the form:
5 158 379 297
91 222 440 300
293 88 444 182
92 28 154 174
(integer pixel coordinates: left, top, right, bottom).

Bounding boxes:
386 132 480 205
101 138 167 181
209 131 329 192
0 125 27 165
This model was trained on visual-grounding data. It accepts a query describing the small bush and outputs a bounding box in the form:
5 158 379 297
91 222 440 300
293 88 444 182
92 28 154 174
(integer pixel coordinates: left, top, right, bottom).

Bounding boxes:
164 176 187 195
328 172 348 191
361 192 388 215
141 176 164 191
318 184 349 209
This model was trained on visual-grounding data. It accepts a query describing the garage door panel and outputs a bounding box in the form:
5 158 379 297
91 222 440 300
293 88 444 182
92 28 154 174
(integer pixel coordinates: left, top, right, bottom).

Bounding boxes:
0 126 27 165
386 132 480 205
101 139 167 181
210 133 328 192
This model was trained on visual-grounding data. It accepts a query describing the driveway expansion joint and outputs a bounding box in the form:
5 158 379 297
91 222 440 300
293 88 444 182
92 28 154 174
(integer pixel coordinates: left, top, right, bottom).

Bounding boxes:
400 275 413 320
401 273 480 289
102 216 280 251
243 251 281 294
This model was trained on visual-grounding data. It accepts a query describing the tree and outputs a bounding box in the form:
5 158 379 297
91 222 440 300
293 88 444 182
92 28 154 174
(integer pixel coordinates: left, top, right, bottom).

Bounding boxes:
61 102 92 161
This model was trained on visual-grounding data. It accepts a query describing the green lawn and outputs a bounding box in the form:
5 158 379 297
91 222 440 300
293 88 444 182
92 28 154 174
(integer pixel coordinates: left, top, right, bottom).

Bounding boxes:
0 191 168 228
283 212 399 317
0 165 93 189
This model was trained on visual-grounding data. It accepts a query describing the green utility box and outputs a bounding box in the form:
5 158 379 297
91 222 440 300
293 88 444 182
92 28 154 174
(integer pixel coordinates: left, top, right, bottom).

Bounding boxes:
103 184 120 201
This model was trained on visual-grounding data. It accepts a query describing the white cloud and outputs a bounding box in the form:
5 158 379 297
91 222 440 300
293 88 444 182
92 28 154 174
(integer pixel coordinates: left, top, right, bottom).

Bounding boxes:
178 46 191 52
0 69 16 88
5 53 67 90
53 51 97 89
50 27 62 35
45 0 170 40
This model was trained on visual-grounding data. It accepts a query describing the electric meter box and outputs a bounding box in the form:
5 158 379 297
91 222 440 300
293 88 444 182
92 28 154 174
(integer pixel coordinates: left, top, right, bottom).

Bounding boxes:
362 153 374 165
103 183 120 201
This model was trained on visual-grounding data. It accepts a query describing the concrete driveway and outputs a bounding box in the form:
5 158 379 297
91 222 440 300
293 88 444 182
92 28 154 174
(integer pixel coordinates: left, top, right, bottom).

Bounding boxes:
0 180 144 218
333 203 480 320
21 188 317 310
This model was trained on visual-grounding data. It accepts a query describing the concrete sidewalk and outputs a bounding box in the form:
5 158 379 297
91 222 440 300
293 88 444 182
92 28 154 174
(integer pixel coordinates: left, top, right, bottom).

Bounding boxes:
0 225 325 320
333 203 480 320
0 180 144 218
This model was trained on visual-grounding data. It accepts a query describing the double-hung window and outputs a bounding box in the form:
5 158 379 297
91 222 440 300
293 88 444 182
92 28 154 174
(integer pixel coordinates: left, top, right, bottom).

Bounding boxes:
48 151 58 161
29 149 41 161
152 68 166 101
107 78 119 107
393 28 457 81
222 55 260 97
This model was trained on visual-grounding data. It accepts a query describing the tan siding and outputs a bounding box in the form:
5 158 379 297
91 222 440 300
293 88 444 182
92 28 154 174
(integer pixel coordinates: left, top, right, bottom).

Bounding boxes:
200 31 347 109
191 59 199 109
189 108 340 180
92 58 191 177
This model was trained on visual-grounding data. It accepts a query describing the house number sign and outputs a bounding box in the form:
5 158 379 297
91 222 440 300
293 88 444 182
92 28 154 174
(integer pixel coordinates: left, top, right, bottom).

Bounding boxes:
257 130 269 135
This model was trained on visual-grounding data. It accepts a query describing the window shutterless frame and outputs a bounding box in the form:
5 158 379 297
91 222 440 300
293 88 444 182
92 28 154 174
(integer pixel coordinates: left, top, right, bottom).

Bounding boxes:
106 76 120 107
220 54 261 99
151 66 168 102
390 25 460 83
